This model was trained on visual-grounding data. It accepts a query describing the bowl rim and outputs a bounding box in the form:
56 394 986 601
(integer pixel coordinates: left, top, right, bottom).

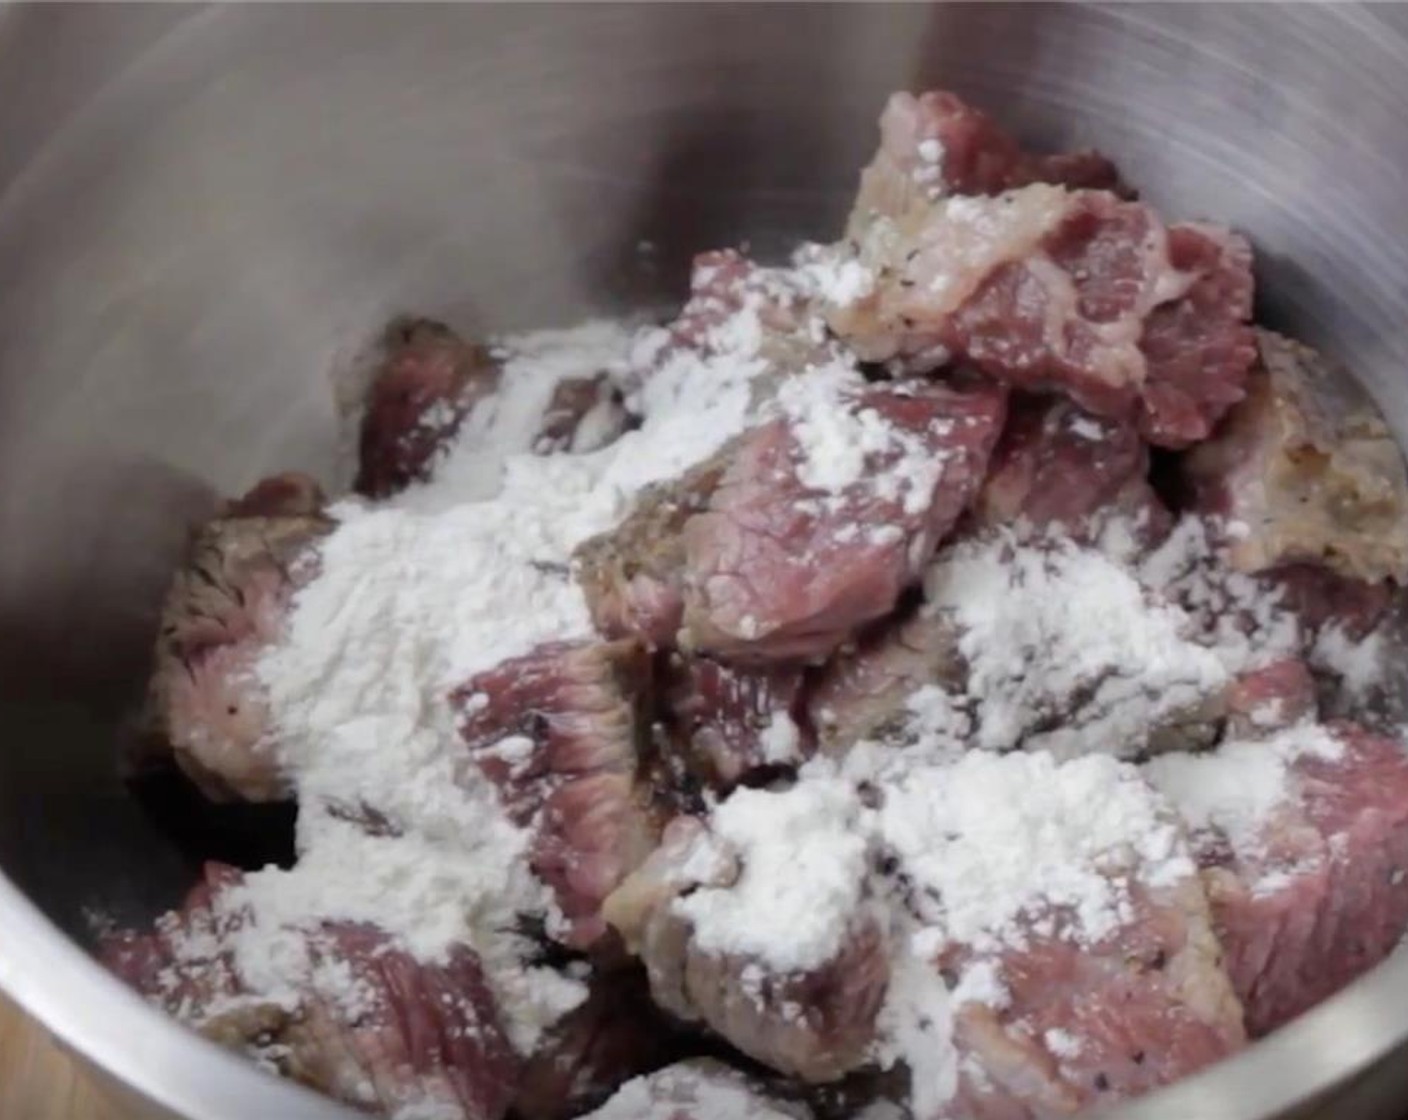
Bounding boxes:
0 874 353 1120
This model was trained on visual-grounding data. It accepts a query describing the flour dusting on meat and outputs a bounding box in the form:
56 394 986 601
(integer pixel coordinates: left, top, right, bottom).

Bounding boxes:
154 253 900 1060
110 86 1408 1120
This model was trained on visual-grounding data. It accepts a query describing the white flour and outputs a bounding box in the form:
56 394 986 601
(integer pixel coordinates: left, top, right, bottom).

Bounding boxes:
153 234 1329 1118
773 364 950 516
854 748 1194 953
679 741 1202 1114
873 936 959 1118
1313 622 1387 702
199 258 871 1057
1136 515 1301 670
913 522 1297 761
1145 723 1344 858
401 321 636 509
759 711 804 764
584 1062 809 1120
674 777 869 972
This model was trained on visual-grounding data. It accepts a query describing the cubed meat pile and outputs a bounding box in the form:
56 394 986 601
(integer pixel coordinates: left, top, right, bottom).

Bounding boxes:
107 89 1408 1120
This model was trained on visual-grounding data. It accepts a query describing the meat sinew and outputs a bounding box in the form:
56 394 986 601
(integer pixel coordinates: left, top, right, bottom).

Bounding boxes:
603 814 890 1084
680 376 1008 664
1183 328 1408 583
103 864 521 1120
830 96 1256 446
1147 722 1408 1037
147 474 332 803
658 654 811 790
452 639 662 948
975 395 1168 541
581 1059 813 1120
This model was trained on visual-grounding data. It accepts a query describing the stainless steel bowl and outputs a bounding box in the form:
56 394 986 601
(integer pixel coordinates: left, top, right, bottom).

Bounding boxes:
3 4 1408 1118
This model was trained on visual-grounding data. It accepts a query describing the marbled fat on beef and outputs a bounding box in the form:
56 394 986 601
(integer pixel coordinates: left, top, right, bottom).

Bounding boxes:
453 639 662 948
849 90 1126 237
147 474 332 803
832 96 1256 447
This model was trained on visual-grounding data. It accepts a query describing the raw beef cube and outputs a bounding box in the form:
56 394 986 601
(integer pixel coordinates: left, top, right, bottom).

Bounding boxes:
355 317 503 498
975 395 1168 541
582 1059 813 1120
659 654 811 789
867 751 1244 1119
1148 723 1408 1036
513 969 681 1120
829 168 1256 447
603 816 889 1084
808 609 966 756
849 91 1125 236
574 451 733 650
814 524 1240 762
942 877 1243 1119
102 863 521 1120
681 377 1007 664
146 475 332 803
1133 225 1258 449
1184 329 1408 583
452 640 662 948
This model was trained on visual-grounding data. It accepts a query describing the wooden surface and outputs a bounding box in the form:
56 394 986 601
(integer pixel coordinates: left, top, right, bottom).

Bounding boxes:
0 992 134 1120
